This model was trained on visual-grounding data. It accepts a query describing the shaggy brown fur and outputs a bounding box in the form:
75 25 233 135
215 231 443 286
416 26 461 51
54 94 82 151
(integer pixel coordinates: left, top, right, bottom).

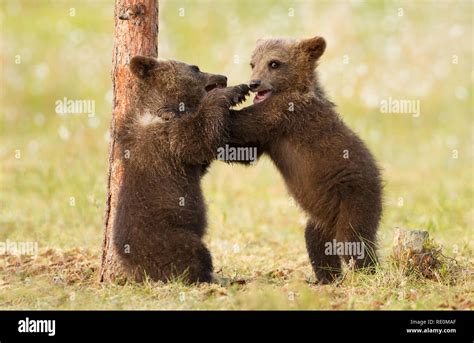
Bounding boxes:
229 37 383 283
114 56 249 283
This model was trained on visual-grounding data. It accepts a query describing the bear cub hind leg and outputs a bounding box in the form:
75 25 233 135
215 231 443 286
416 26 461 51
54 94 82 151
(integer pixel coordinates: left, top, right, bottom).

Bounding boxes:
304 220 342 284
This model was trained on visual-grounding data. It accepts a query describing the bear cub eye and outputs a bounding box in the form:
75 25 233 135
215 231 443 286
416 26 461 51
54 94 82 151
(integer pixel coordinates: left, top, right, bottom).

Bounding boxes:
190 65 200 73
269 60 280 69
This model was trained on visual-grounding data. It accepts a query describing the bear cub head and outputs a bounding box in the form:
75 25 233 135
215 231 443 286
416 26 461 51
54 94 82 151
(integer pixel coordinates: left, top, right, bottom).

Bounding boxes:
248 36 326 103
130 56 228 112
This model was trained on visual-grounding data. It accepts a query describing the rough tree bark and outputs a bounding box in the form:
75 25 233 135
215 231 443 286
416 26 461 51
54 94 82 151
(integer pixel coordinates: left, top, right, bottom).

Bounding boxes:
100 0 158 282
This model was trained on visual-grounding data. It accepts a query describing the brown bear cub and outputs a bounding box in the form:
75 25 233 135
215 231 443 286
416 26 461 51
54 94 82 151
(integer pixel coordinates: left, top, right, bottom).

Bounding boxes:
229 37 383 283
114 56 249 283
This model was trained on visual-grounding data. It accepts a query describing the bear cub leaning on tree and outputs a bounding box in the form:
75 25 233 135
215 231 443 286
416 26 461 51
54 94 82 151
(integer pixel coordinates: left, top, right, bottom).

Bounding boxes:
114 56 249 283
229 36 383 283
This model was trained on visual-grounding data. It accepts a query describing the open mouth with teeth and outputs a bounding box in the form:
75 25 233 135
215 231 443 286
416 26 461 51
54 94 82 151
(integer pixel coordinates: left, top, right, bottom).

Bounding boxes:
205 81 227 92
253 89 273 104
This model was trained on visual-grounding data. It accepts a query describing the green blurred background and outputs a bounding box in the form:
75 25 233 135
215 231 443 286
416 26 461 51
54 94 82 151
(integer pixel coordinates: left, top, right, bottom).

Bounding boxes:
0 0 472 275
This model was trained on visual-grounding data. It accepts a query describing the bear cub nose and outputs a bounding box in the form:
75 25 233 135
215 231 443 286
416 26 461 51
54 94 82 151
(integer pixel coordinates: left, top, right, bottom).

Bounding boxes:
249 80 261 91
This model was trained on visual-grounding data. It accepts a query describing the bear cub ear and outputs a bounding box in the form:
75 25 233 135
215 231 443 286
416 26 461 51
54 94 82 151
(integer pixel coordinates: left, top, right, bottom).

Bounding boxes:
130 55 159 79
298 36 326 60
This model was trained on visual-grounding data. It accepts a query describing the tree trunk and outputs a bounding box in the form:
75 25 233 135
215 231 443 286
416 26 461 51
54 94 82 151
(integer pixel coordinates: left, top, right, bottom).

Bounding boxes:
100 0 158 282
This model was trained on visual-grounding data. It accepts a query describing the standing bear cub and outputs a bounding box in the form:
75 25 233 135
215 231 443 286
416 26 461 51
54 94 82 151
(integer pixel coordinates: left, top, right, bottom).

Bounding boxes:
230 37 383 283
114 56 249 283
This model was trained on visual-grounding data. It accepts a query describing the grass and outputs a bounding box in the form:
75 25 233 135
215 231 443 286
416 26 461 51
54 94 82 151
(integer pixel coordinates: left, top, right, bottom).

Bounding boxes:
0 0 473 310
